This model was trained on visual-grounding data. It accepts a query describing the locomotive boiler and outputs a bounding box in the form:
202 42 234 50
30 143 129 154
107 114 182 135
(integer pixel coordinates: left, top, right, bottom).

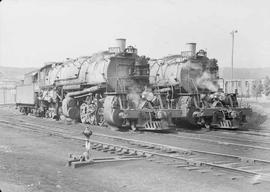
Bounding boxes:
16 39 251 130
150 44 219 93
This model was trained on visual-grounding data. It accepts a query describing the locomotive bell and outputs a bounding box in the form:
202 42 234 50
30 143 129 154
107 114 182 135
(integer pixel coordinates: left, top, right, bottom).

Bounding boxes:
157 110 167 119
230 111 238 118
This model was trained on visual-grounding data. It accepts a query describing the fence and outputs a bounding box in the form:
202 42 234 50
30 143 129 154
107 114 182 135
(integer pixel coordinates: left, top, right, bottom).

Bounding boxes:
0 88 16 104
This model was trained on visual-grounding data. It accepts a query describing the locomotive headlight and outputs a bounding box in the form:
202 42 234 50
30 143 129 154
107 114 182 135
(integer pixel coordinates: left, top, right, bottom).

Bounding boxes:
157 111 167 119
119 112 128 118
230 111 238 118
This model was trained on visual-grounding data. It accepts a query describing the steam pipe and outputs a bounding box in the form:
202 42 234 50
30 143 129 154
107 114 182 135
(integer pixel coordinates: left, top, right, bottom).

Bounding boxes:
66 85 102 97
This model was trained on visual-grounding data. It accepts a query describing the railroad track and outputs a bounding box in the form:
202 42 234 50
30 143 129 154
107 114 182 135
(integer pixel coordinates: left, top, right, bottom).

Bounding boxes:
2 109 270 177
3 107 270 144
2 106 270 140
2 112 270 158
1 117 270 183
146 131 270 150
2 113 270 154
2 115 270 154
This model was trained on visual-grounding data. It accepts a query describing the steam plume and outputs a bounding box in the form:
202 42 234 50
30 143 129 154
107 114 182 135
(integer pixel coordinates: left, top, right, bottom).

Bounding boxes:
127 84 141 109
196 72 218 92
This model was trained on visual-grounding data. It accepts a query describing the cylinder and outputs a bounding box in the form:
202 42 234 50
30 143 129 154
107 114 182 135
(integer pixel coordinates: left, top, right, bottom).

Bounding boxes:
115 38 126 52
186 43 196 57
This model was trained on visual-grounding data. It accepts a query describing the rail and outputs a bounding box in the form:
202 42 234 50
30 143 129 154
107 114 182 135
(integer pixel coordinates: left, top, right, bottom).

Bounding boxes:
1 116 270 183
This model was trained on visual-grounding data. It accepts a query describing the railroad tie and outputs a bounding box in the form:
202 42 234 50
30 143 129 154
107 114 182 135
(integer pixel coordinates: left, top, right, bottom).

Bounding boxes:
95 144 104 151
239 157 255 165
108 146 116 153
144 145 155 149
198 169 211 174
136 151 146 157
187 160 204 167
185 166 200 171
119 149 129 155
174 164 189 168
128 150 137 155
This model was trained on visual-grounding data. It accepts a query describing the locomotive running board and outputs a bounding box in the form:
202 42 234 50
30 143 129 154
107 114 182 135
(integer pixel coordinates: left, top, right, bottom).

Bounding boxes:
67 156 143 168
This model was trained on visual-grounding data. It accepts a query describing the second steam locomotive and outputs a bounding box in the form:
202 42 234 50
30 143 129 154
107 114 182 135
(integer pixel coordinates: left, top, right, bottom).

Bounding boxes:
16 39 251 130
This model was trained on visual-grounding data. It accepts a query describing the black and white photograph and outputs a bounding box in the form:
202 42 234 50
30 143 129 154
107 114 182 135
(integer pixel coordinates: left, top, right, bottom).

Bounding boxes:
1 0 270 191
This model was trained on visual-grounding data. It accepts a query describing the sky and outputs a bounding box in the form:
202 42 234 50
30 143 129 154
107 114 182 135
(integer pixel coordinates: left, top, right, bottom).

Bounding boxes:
0 0 270 68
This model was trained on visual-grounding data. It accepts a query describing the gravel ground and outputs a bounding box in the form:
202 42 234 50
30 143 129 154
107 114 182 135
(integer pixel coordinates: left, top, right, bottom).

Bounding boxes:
1 105 270 191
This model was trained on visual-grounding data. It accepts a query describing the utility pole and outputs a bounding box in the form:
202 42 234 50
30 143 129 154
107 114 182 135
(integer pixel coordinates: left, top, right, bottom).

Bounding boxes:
230 30 238 80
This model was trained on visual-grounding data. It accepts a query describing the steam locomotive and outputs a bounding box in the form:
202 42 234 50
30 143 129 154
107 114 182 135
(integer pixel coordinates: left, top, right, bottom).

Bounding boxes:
16 39 251 130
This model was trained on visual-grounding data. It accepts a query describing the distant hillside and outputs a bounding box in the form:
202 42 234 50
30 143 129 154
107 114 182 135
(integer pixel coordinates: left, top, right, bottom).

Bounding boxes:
220 67 270 80
0 66 37 81
1 65 269 82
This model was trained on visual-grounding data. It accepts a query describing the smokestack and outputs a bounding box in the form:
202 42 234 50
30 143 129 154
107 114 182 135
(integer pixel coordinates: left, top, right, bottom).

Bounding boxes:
186 43 196 57
115 38 126 52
